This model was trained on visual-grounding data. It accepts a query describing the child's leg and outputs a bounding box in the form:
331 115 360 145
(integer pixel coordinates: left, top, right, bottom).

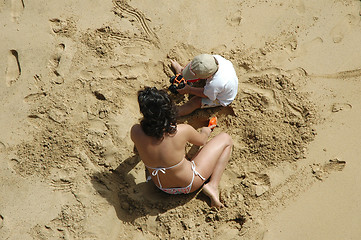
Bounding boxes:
170 59 183 74
177 96 202 116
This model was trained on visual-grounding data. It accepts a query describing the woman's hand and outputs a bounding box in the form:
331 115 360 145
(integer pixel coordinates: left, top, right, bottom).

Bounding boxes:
201 126 212 138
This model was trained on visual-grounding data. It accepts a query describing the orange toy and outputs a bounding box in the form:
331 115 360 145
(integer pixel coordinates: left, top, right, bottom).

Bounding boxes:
208 117 217 130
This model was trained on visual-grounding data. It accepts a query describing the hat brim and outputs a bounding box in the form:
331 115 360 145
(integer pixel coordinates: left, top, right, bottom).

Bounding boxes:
182 63 199 81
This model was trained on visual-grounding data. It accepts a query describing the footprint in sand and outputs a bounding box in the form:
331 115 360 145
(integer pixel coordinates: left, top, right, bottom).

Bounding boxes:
8 158 21 174
0 141 6 152
312 158 346 180
331 103 352 113
49 18 70 35
24 91 47 103
48 43 65 84
11 0 24 22
285 37 323 58
0 214 3 229
330 14 359 43
227 10 242 26
48 107 67 123
323 158 346 172
5 50 21 87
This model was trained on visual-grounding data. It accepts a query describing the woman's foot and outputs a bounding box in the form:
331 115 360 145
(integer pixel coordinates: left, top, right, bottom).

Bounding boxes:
202 183 224 209
170 59 183 74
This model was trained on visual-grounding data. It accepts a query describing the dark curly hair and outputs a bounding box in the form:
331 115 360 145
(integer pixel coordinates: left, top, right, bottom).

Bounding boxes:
138 87 177 140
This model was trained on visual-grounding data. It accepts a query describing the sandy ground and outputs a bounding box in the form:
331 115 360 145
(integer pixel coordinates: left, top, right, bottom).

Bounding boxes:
1 0 361 239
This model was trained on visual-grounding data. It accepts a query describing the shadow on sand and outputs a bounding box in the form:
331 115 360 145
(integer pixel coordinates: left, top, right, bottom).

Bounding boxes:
91 154 198 223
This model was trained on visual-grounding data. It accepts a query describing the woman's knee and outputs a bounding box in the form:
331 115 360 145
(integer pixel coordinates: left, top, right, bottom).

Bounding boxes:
216 132 233 147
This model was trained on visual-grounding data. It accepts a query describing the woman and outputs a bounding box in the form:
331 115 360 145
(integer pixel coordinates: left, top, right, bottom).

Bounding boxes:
130 87 233 208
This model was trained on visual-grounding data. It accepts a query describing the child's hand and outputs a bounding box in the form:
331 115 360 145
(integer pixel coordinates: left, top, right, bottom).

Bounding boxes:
177 84 191 95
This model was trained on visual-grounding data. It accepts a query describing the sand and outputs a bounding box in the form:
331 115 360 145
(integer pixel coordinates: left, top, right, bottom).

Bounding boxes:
1 0 361 239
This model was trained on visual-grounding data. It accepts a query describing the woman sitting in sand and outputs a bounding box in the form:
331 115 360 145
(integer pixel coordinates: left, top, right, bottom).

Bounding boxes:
130 87 233 208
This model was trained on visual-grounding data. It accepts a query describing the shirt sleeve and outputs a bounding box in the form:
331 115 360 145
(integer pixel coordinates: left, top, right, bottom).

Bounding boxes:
203 82 220 101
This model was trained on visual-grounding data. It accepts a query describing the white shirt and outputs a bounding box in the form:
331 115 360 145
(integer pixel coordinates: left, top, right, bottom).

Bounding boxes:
203 55 238 106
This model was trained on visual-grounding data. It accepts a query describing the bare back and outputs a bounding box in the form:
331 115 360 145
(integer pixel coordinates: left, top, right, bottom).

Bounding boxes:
130 123 209 188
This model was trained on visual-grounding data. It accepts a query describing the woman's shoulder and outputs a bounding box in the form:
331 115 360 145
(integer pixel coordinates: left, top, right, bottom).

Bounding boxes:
175 124 198 137
130 124 143 141
131 123 141 132
176 123 193 131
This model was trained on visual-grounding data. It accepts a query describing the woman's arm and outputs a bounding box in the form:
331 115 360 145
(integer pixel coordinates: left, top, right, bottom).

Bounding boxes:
179 124 212 146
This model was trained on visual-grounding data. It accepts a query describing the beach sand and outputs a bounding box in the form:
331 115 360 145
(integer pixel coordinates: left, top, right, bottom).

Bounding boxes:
1 0 361 239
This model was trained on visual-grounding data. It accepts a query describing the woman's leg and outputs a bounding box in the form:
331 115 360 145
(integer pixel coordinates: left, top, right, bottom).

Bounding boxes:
191 132 233 208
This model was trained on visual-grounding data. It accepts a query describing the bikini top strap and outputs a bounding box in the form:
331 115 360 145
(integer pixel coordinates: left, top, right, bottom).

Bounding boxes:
150 167 166 177
144 158 184 177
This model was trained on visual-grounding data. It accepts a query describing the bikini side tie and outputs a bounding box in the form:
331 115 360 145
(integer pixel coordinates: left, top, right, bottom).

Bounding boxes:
191 161 206 181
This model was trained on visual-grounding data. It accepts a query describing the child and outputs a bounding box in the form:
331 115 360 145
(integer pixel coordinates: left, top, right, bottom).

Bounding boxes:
170 54 238 116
